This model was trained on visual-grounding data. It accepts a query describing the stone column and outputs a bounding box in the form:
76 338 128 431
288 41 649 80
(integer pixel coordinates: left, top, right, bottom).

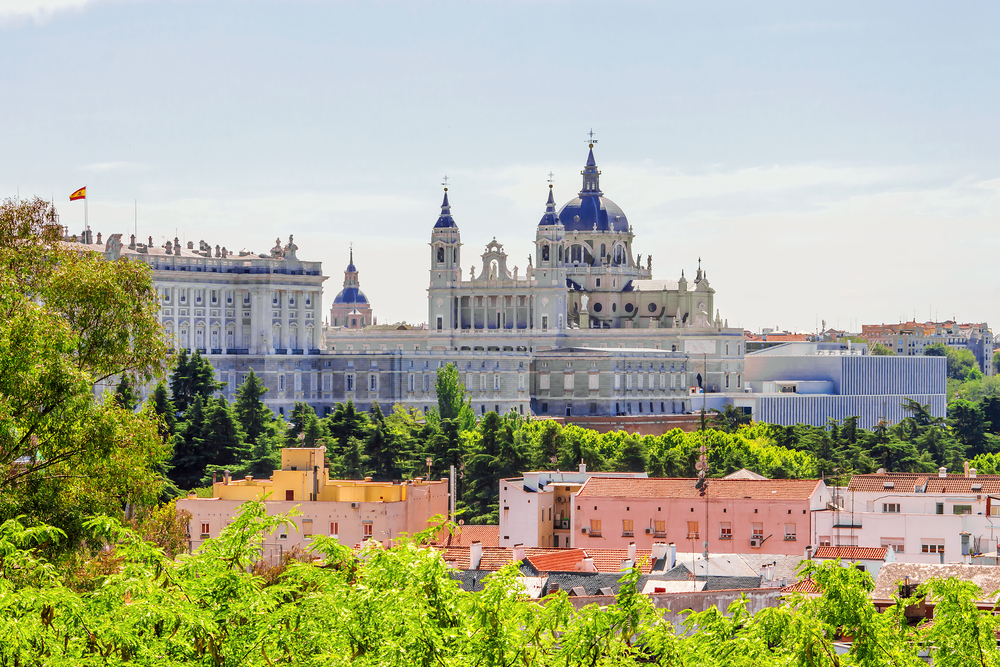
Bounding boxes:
312 287 323 349
281 289 289 351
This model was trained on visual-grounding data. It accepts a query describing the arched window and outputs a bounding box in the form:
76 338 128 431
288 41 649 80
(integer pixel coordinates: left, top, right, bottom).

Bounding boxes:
437 247 444 263
542 245 549 261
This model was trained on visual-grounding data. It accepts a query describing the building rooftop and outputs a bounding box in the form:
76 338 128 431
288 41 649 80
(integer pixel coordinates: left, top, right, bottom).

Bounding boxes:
576 477 823 500
872 563 1000 604
847 471 1000 494
813 546 887 561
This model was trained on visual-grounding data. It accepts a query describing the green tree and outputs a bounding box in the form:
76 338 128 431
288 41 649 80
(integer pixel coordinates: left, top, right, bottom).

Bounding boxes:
169 348 221 414
113 374 140 411
0 196 169 551
233 369 271 445
949 398 993 458
199 397 248 475
169 394 207 489
869 342 895 355
436 362 476 431
928 342 984 382
148 381 176 437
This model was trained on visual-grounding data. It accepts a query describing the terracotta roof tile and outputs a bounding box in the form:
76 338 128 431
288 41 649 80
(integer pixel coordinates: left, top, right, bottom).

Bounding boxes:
526 549 587 572
439 525 499 548
577 477 822 501
813 546 887 561
586 549 655 574
781 578 820 594
848 473 1000 494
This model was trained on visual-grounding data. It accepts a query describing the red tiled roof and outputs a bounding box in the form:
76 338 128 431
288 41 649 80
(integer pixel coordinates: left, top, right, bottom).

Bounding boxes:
586 549 655 574
848 473 1000 494
577 477 822 501
781 578 820 594
813 546 887 561
438 524 499 548
525 549 587 572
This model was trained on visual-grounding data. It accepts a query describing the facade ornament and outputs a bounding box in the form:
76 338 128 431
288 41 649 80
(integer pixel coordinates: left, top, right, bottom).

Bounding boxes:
284 234 298 260
271 238 283 257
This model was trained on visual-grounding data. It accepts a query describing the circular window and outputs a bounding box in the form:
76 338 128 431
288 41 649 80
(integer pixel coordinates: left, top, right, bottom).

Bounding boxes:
593 302 603 313
648 303 657 313
625 303 634 313
612 303 617 313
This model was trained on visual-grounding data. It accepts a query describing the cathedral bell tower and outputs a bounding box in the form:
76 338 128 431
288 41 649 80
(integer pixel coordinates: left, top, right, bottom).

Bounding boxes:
428 185 462 331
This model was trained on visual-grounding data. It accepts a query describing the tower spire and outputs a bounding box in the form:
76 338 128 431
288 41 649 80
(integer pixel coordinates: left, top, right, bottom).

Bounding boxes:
433 177 458 228
538 173 560 226
579 131 602 197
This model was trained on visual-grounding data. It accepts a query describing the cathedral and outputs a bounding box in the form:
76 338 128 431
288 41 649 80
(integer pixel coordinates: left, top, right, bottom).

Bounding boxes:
322 143 745 418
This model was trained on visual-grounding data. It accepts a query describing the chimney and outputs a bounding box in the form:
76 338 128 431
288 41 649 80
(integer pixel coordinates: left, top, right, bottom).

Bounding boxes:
223 469 231 485
212 471 217 485
513 543 526 563
187 241 194 250
651 542 668 562
96 232 102 244
939 467 947 479
628 541 637 563
129 234 136 249
148 236 153 246
580 557 597 573
805 545 813 560
579 460 587 474
964 461 970 478
470 541 483 570
667 542 677 569
971 468 978 478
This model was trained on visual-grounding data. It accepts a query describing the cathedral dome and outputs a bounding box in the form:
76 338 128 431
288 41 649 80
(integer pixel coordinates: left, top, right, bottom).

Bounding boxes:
556 195 629 233
540 145 629 233
333 287 369 305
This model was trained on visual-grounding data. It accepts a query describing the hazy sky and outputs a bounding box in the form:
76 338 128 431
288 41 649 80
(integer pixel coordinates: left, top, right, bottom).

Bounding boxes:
3 1 999 333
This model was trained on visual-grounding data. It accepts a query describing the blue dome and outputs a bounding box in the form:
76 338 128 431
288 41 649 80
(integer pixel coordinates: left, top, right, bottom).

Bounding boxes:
557 196 629 233
333 287 369 305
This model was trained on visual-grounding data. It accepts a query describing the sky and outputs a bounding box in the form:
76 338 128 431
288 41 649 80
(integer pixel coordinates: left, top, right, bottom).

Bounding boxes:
2 0 999 333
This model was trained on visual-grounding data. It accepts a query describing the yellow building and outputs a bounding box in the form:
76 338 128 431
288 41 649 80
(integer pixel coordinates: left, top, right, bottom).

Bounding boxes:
177 447 449 559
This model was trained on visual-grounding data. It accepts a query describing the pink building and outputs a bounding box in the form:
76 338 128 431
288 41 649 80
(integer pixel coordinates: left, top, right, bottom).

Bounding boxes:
571 477 829 555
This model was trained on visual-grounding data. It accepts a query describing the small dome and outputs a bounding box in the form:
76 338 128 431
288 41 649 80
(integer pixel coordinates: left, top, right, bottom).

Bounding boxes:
333 287 369 305
557 196 629 233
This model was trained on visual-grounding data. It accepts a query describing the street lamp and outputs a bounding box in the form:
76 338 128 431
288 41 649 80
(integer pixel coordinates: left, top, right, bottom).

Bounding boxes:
426 456 433 479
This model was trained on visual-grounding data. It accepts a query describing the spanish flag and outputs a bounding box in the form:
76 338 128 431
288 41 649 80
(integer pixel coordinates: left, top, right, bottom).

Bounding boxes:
69 186 86 201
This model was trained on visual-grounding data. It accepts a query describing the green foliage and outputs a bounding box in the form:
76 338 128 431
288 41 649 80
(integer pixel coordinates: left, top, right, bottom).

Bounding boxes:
2 506 1000 665
233 369 271 445
869 342 895 355
113 374 140 411
927 342 984 382
169 348 222 414
0 196 170 553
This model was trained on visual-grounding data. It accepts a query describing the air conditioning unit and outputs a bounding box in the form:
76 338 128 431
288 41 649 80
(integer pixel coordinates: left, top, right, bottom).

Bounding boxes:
750 538 762 548
581 527 588 534
351 502 359 509
556 496 565 503
645 528 651 534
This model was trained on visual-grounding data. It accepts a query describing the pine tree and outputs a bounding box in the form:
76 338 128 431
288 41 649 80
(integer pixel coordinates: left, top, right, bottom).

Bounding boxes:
200 397 248 474
233 369 270 445
149 381 176 437
169 348 221 414
169 394 207 489
113 374 140 411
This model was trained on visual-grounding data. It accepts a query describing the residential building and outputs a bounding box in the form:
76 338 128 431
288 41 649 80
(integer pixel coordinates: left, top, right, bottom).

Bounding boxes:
571 476 829 554
813 469 1000 563
177 447 448 560
733 341 946 429
812 545 890 580
498 465 648 548
862 320 994 376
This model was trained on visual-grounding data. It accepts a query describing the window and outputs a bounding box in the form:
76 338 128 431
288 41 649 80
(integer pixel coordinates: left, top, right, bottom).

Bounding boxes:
200 522 210 538
649 520 666 537
883 503 901 514
323 374 332 392
921 542 945 554
563 372 574 390
345 373 355 392
278 374 285 392
294 373 302 392
494 373 501 391
719 522 732 539
330 522 339 536
363 521 373 540
622 519 634 537
819 536 831 547
302 519 313 537
588 373 599 390
540 374 550 390
408 374 415 392
687 521 699 539
784 523 796 541
541 315 548 330
285 490 294 501
936 502 944 515
752 523 764 539
369 374 378 391
589 520 601 536
881 538 905 553
953 505 972 515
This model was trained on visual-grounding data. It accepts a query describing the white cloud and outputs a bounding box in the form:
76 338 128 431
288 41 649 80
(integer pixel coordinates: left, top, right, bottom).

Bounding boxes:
0 0 92 22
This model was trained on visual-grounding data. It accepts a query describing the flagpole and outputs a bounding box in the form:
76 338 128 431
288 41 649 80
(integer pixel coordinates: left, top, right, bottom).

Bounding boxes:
85 193 89 233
